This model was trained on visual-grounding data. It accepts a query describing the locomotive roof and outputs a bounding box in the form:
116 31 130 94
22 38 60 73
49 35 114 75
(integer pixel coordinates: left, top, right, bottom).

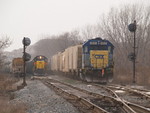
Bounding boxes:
83 37 114 48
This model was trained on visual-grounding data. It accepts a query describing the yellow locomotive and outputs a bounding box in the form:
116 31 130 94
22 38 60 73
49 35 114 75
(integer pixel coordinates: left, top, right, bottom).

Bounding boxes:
33 55 48 76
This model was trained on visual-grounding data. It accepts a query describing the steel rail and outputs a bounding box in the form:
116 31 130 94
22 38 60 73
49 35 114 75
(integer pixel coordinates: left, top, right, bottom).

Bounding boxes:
92 83 150 113
124 100 150 113
33 76 150 113
107 85 150 100
92 83 120 98
45 81 109 113
44 78 136 113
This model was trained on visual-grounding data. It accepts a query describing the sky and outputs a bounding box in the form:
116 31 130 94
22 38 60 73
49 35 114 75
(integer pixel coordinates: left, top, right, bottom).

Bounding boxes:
0 0 149 52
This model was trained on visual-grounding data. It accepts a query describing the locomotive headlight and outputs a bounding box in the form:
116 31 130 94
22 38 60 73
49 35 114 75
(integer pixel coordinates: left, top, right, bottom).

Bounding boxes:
39 56 42 59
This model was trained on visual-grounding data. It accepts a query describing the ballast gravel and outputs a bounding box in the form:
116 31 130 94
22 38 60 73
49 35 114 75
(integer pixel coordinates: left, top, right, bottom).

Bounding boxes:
11 80 81 113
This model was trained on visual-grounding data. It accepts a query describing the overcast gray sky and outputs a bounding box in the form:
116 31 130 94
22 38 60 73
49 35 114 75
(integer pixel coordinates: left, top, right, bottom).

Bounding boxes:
0 0 149 51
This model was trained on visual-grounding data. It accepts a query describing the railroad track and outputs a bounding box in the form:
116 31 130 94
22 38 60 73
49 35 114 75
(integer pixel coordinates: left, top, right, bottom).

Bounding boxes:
34 77 134 113
107 84 150 96
106 84 150 108
92 84 150 113
33 76 150 113
122 85 150 96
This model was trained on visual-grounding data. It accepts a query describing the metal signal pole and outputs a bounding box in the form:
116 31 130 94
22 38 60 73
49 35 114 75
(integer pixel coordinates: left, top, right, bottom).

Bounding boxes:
22 37 31 86
128 20 137 84
133 21 136 84
22 38 27 86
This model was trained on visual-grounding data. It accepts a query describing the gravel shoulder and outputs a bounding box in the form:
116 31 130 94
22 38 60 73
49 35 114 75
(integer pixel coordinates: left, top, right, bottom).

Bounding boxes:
11 79 81 113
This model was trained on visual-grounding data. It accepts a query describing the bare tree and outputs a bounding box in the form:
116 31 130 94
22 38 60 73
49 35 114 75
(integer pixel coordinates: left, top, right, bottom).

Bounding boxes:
97 4 150 84
81 24 99 40
0 36 11 71
31 30 83 60
0 36 11 50
68 30 82 45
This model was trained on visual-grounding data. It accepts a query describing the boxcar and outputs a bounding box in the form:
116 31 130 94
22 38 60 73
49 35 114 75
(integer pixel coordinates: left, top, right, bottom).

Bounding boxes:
12 58 24 76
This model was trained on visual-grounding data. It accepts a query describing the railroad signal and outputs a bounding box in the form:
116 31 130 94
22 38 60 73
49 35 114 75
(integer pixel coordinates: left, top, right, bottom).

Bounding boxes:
23 52 31 61
128 53 136 61
22 37 31 46
128 23 136 32
128 20 137 84
22 37 31 86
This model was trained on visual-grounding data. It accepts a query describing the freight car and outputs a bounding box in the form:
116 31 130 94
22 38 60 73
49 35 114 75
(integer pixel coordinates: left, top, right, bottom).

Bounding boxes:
11 58 24 76
33 55 48 76
50 37 114 83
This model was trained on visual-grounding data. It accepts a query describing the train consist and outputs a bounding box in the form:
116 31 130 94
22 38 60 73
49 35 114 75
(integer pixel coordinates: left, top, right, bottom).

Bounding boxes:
11 37 114 83
51 37 114 83
32 55 48 75
11 57 24 76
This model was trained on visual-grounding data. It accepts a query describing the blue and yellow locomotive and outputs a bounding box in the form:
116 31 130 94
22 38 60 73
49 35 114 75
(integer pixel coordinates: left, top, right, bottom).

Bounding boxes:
80 37 114 83
33 55 48 76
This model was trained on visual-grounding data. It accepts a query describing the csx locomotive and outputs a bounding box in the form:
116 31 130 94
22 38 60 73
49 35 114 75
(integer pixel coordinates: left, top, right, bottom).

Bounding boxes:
51 37 114 83
81 37 114 82
33 55 48 75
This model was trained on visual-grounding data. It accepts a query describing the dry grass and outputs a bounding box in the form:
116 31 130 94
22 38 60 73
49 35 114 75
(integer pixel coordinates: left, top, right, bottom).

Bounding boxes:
0 73 27 113
0 98 27 113
136 66 150 85
114 66 150 86
0 74 17 91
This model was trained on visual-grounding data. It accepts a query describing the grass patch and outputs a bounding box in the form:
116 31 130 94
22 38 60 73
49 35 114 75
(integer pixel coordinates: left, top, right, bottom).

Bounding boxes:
0 73 27 113
0 74 18 92
0 98 27 113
